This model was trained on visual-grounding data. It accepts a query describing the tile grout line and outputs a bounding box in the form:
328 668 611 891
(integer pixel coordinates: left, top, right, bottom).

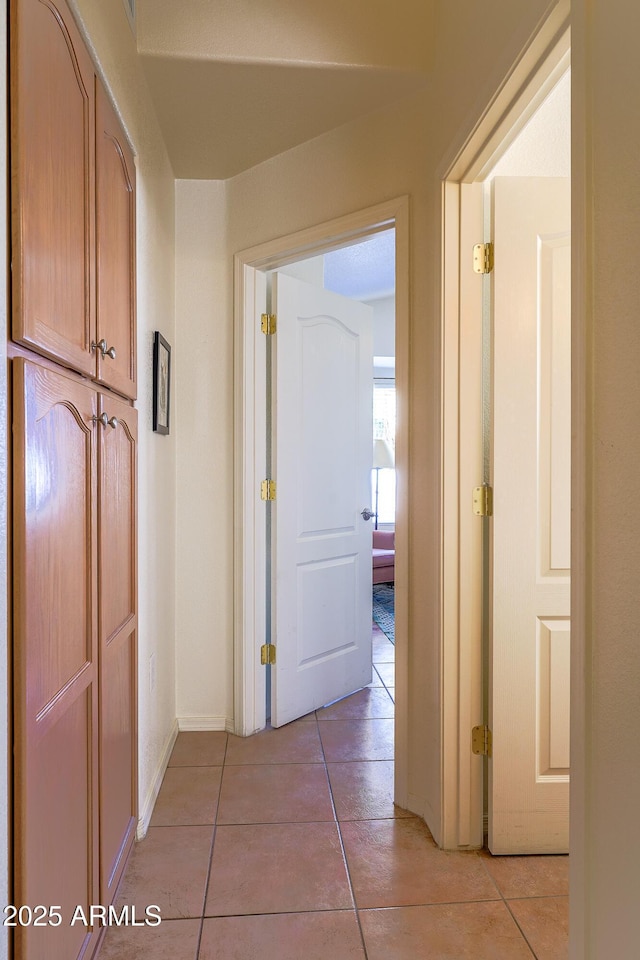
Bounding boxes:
194 732 230 960
314 710 370 960
371 662 395 703
475 855 540 959
501 898 541 960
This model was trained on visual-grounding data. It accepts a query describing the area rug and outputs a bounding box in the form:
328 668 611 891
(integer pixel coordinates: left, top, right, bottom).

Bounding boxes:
372 583 395 643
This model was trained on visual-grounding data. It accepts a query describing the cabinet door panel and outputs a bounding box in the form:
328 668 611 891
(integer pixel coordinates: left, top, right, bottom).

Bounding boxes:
25 691 97 960
11 0 95 375
26 396 95 709
100 625 136 899
96 82 137 399
13 359 99 960
99 393 137 899
99 394 137 642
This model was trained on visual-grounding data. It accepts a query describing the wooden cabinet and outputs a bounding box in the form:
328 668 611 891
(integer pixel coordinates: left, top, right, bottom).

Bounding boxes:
12 360 138 959
95 84 137 400
11 0 96 378
98 392 137 902
11 0 137 399
13 361 101 960
10 1 139 955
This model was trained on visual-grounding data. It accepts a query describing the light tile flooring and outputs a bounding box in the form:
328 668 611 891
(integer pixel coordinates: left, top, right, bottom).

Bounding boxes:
98 624 569 959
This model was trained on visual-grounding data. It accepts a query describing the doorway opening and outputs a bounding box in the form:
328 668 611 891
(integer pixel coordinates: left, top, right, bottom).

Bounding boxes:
264 231 397 725
233 197 410 810
440 15 571 853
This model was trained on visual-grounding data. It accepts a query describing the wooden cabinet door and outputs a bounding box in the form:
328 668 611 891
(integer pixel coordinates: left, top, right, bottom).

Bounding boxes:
13 359 100 960
11 0 96 377
95 82 137 400
98 392 138 902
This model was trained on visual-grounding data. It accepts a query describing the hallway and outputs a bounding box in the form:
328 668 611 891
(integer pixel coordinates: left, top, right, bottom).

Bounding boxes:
98 626 568 959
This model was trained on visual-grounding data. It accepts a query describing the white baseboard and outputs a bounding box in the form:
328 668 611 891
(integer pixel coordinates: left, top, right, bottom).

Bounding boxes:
177 716 235 733
407 791 426 819
408 792 442 847
136 720 179 840
136 716 235 840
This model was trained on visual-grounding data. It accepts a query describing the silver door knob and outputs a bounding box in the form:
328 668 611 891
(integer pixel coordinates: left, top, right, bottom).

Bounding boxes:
361 507 375 521
107 416 118 430
105 345 117 360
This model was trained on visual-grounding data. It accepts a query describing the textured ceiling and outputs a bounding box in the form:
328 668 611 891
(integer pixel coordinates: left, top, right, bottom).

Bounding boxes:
324 229 395 301
135 0 435 179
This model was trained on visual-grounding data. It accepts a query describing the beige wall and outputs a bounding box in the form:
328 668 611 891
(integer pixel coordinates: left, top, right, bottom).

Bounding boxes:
490 68 570 178
68 0 178 830
571 1 640 954
174 180 234 727
367 296 395 358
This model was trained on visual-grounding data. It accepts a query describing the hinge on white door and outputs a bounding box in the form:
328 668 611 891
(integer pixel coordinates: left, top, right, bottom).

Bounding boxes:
472 484 493 517
261 479 276 501
261 313 277 335
473 242 494 274
472 725 492 757
261 643 276 665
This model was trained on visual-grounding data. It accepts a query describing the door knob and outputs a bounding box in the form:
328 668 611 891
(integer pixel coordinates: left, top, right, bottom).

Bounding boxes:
107 416 118 430
361 507 375 521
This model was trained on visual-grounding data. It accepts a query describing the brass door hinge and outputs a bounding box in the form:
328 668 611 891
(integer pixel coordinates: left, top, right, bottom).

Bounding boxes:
261 313 277 335
472 725 492 757
473 484 493 517
261 643 276 665
261 479 276 501
473 242 494 275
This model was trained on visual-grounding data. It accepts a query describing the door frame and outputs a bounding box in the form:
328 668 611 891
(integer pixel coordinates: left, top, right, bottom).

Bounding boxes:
233 196 410 807
439 7 571 849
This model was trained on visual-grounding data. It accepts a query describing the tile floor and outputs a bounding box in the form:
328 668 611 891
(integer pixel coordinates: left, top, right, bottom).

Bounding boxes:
98 624 569 959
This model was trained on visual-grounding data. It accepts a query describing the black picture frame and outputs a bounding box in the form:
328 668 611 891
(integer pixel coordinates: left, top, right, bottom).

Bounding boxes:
152 332 171 435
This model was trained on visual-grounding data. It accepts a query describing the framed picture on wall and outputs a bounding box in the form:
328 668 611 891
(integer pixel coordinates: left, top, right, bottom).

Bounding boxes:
153 331 171 434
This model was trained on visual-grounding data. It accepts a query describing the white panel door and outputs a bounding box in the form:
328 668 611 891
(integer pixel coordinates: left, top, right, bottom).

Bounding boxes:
271 273 373 727
490 177 571 854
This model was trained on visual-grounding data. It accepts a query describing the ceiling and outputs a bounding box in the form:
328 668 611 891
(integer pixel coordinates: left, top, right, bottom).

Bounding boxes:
324 229 395 301
135 0 435 179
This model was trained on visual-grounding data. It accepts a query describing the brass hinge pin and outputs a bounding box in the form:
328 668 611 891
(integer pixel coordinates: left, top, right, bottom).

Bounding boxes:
473 484 493 517
472 725 492 757
261 643 276 665
261 313 277 335
473 242 494 275
261 479 276 501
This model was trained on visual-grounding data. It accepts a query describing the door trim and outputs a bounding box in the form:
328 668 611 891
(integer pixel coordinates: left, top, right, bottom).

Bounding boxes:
439 7 570 849
233 196 410 808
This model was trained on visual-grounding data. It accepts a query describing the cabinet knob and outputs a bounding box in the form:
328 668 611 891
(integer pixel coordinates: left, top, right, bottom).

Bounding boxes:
92 413 118 429
91 338 117 360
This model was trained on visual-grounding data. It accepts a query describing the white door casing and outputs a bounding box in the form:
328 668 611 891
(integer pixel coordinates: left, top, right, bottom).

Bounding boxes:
490 176 571 854
271 272 374 727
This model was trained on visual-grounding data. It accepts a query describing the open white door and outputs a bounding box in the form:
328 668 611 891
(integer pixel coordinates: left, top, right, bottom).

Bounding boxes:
490 177 571 854
270 273 373 727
